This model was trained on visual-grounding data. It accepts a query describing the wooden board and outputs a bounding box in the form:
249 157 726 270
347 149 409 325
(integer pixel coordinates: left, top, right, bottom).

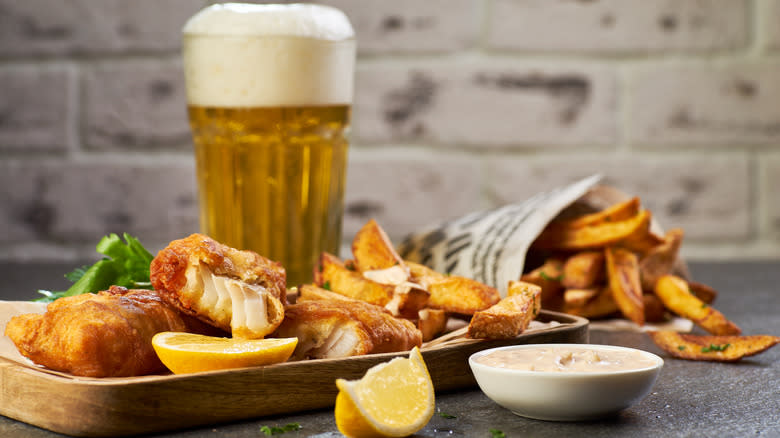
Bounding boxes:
0 311 587 437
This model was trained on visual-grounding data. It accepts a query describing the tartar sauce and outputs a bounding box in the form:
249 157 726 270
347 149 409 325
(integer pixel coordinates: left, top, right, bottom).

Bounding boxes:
476 346 657 372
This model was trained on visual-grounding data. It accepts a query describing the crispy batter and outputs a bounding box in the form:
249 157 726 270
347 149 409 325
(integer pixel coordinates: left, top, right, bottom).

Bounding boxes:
606 247 645 326
4 287 220 377
272 299 422 360
654 275 740 335
467 280 541 340
150 233 287 339
648 331 780 362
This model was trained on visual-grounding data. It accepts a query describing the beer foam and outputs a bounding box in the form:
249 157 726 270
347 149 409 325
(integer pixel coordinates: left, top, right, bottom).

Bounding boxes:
183 3 355 107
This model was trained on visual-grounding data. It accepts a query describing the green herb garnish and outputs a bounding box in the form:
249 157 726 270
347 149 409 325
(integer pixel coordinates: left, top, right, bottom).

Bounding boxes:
701 303 708 309
260 423 301 435
322 281 331 291
678 345 686 351
490 429 506 438
539 271 563 282
438 412 457 419
701 343 730 353
35 233 154 302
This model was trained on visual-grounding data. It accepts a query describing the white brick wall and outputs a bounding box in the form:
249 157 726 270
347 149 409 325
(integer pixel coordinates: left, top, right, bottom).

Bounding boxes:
0 0 777 262
630 63 780 146
488 0 750 52
355 61 616 146
83 60 190 150
0 66 72 152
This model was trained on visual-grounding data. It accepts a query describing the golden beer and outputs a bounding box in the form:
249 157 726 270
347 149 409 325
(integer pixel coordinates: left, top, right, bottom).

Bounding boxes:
182 4 355 285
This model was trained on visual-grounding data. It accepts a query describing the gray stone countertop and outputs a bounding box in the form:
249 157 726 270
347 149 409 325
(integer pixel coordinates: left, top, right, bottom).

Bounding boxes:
1 261 778 438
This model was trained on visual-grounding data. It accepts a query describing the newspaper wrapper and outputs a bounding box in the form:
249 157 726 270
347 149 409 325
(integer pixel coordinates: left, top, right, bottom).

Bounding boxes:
398 174 693 333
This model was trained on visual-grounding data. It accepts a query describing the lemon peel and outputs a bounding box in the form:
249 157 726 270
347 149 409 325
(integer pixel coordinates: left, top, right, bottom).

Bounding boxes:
151 332 297 374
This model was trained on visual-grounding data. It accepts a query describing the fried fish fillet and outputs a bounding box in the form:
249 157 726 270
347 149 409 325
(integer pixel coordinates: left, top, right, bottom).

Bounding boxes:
151 233 287 339
273 298 422 360
4 286 219 377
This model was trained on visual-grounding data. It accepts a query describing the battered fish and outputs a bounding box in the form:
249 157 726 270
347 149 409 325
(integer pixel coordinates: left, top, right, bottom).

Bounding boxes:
150 233 287 339
273 297 422 360
4 286 218 377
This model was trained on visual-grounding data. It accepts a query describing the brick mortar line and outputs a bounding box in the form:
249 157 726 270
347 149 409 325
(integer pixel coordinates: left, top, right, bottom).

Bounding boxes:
1 50 778 69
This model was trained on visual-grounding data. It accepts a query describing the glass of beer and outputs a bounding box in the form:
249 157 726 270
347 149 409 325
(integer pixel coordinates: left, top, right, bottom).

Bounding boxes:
182 3 355 286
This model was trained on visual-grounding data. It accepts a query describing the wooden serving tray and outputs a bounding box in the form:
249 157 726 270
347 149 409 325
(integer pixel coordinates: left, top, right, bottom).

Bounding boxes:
0 311 587 437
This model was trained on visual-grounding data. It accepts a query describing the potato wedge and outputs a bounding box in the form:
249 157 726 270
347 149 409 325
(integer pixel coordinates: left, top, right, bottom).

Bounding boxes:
507 280 543 321
520 258 565 311
605 247 645 326
564 288 600 308
564 287 620 319
551 197 641 229
639 228 684 291
352 219 405 272
468 280 542 340
533 210 652 251
643 293 667 323
406 261 500 315
688 281 718 305
406 261 444 284
619 228 665 255
654 275 740 335
417 308 448 342
426 276 500 315
562 251 605 289
384 285 430 320
315 252 393 306
648 331 780 362
297 283 358 303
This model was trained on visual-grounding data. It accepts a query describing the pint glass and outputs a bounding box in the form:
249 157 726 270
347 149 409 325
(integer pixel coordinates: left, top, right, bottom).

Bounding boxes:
182 4 355 286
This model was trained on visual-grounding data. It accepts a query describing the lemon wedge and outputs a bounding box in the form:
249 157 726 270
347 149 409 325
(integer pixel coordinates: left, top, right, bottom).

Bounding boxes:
151 332 297 374
334 347 434 438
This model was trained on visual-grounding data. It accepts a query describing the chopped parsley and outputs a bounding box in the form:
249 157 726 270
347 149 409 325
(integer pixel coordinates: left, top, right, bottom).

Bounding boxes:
701 303 709 309
701 343 730 353
490 429 506 438
260 423 301 435
438 412 457 419
322 281 331 291
678 345 686 351
539 271 563 282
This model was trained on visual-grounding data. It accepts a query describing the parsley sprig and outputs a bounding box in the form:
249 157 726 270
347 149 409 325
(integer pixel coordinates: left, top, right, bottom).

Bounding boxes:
260 423 301 435
35 233 154 302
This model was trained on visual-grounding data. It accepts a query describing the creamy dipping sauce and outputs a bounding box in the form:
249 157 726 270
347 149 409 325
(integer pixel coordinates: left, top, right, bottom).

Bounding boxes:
476 346 657 372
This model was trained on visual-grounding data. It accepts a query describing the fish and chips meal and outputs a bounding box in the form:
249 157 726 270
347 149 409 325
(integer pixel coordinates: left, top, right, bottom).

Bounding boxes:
3 220 540 377
524 196 779 361
3 199 779 377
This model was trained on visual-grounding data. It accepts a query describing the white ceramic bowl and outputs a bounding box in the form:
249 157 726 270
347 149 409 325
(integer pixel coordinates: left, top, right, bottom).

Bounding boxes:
469 344 663 421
